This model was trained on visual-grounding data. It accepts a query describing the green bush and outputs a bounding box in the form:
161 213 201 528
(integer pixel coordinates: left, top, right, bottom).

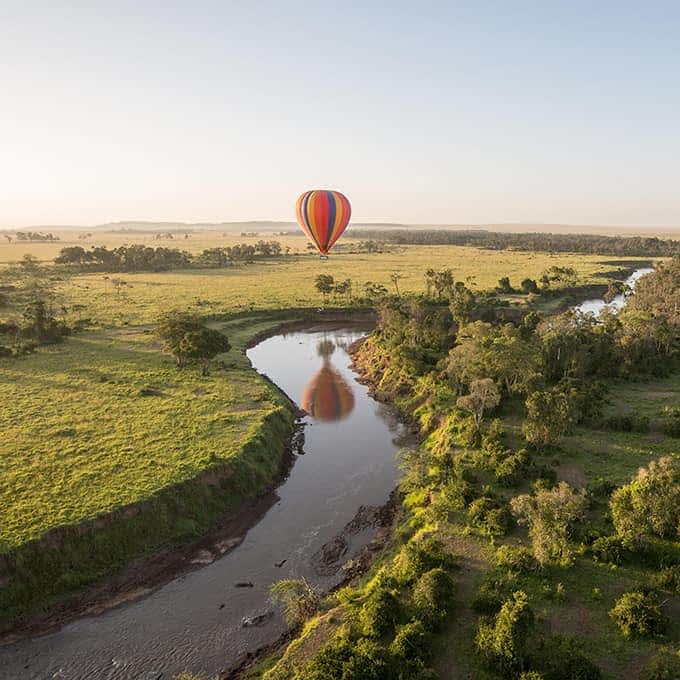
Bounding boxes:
468 496 513 536
475 590 535 675
390 620 430 661
411 567 456 630
609 591 668 638
602 414 650 433
298 634 392 680
652 565 680 595
495 545 536 573
529 635 602 679
589 535 632 564
359 587 401 638
641 647 680 680
472 580 504 615
398 536 459 583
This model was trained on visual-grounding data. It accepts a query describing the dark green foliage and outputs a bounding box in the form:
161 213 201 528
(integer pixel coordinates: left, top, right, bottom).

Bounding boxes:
54 241 285 272
390 620 431 661
641 647 680 680
529 635 602 679
475 590 535 676
589 535 632 565
411 567 456 630
495 545 536 574
472 580 503 615
609 591 668 638
400 536 459 582
360 586 401 637
467 496 513 536
521 278 540 294
602 414 650 433
299 636 395 680
651 565 680 595
156 311 230 372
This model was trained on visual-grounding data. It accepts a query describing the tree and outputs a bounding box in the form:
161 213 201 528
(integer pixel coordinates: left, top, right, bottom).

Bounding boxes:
609 591 668 638
475 590 535 675
510 482 588 566
456 378 501 429
156 311 230 373
521 278 539 294
389 271 404 297
610 457 680 545
315 274 335 302
269 578 320 626
178 328 231 375
497 276 513 293
523 389 574 446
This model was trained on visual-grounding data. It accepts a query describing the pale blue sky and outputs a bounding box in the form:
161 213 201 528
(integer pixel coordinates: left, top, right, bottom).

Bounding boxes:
1 1 679 227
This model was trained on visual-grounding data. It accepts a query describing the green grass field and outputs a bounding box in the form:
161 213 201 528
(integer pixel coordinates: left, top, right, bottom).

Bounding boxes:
0 230 661 627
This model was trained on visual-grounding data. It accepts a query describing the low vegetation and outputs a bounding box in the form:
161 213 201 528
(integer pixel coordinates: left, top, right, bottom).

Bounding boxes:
260 258 680 679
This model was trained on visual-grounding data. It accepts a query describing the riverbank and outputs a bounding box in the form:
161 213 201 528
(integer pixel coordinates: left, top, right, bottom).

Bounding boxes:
0 310 374 638
251 272 679 680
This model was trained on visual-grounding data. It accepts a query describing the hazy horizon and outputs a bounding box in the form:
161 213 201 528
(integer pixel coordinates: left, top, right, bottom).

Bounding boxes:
2 2 679 228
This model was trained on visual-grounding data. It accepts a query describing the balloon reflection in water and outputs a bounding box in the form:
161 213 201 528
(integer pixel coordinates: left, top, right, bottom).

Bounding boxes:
301 341 355 421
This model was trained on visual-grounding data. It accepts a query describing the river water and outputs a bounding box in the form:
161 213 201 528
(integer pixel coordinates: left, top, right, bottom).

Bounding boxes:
574 267 654 316
0 326 405 679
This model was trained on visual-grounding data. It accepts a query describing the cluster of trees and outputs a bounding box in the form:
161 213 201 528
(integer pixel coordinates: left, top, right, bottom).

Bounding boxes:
13 231 60 242
53 240 287 272
0 292 71 358
155 311 231 375
356 228 680 257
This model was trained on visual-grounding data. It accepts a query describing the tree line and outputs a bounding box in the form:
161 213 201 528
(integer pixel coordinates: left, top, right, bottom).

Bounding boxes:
353 228 680 257
53 240 287 272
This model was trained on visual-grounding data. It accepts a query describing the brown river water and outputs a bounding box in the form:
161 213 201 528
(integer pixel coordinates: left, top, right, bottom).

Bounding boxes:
0 326 407 679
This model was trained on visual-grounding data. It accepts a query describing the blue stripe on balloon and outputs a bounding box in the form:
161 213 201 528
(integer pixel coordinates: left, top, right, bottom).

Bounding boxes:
326 190 336 240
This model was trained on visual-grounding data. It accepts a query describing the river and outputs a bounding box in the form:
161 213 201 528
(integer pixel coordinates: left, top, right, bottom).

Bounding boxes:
574 267 654 316
0 326 406 679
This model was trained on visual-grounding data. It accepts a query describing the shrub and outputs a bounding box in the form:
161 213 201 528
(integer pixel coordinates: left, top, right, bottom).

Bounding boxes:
390 620 431 661
589 535 632 565
652 565 680 595
529 635 602 679
396 536 459 583
495 449 532 486
468 496 513 536
610 457 680 544
411 567 456 630
359 587 401 638
495 545 536 573
609 591 668 638
299 634 392 680
511 482 588 567
602 414 650 433
641 647 680 680
269 578 320 626
475 590 535 675
472 580 503 615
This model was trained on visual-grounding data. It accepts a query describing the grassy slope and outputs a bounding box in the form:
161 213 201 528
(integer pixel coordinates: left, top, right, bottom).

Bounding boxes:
0 313 299 625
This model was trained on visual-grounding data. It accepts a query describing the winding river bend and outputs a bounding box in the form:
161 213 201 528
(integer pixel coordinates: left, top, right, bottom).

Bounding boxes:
0 326 406 679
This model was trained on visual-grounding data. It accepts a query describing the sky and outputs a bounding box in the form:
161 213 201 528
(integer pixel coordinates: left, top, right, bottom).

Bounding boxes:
1 1 679 228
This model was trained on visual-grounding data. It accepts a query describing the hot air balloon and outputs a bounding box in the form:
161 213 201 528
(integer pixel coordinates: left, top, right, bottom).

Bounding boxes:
295 190 351 257
301 361 355 422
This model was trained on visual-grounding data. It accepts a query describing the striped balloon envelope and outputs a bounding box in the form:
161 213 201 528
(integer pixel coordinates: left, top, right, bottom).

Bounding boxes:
295 190 351 256
301 362 355 422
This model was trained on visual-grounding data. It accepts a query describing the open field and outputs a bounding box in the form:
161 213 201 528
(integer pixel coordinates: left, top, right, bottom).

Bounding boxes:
2 237 653 327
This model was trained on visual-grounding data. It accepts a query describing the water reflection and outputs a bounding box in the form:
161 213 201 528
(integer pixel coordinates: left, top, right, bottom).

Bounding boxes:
300 339 356 421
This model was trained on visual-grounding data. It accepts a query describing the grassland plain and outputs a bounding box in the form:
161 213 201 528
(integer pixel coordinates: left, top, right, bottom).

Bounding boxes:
0 234 657 629
56 251 651 327
0 313 302 626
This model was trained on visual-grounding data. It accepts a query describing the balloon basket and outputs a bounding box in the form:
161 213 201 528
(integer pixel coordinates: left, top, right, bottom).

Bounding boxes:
319 255 329 261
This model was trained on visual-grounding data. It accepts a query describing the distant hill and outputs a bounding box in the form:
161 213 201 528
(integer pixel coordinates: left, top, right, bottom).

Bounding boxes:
1 220 678 237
